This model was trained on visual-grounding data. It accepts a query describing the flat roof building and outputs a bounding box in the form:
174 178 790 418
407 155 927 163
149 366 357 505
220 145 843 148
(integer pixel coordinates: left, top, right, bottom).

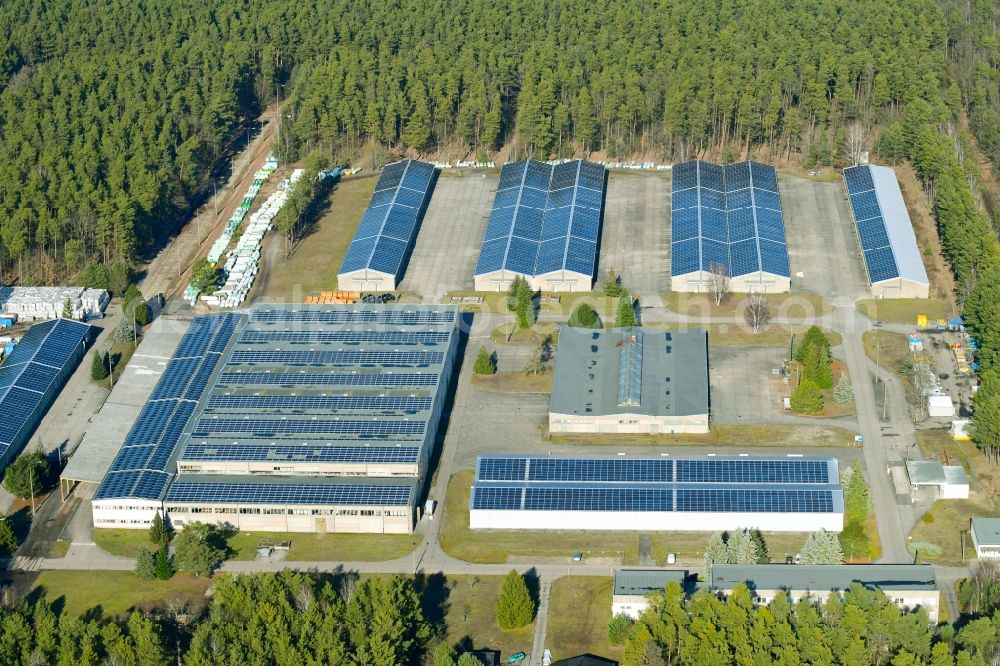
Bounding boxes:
337 160 437 292
612 569 693 619
971 517 1000 559
843 165 930 299
549 327 709 434
92 304 460 534
905 460 969 499
469 455 844 532
474 159 607 292
710 563 940 623
0 318 92 474
670 160 791 293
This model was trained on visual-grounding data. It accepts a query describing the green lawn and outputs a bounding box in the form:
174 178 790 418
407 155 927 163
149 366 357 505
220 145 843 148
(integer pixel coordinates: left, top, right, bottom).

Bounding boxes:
862 330 911 374
856 298 952 325
663 292 832 319
33 571 211 619
548 424 858 448
471 371 553 394
93 528 155 558
707 323 842 348
437 575 534 659
95 527 420 562
490 321 559 345
225 530 420 562
440 471 807 565
547 577 622 663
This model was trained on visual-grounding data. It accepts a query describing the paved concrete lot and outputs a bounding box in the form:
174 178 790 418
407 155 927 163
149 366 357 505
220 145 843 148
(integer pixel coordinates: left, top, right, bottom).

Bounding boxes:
400 171 496 300
780 175 869 301
599 173 670 299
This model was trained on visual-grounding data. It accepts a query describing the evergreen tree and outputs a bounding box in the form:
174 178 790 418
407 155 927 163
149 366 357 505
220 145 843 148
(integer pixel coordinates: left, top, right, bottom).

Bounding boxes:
495 569 535 630
473 347 496 375
729 528 760 564
457 655 484 666
433 642 458 666
833 373 854 405
616 295 637 327
153 545 174 580
0 516 19 555
801 341 833 389
799 530 844 565
704 531 729 575
790 379 824 415
795 326 831 364
506 276 535 330
190 259 219 294
568 303 600 328
842 463 872 525
135 547 156 580
113 314 136 343
90 350 109 380
608 613 635 645
751 529 770 563
2 445 49 499
61 298 74 319
149 511 172 546
603 269 625 297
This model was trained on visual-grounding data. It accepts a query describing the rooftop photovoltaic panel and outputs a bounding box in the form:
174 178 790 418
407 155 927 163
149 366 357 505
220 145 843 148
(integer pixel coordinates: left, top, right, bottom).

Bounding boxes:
165 481 414 506
181 443 421 464
338 159 436 280
0 318 91 462
192 418 426 437
471 455 841 516
843 165 929 287
93 313 241 501
205 395 432 412
475 159 606 280
250 309 456 325
238 330 452 345
217 371 439 388
671 160 789 279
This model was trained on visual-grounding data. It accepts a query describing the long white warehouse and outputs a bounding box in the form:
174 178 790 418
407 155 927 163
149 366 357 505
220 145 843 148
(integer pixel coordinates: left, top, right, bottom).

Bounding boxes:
469 455 844 533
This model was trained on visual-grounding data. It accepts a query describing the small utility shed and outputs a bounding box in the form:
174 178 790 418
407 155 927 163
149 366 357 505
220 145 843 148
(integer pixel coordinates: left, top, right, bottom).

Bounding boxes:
971 517 1000 559
612 569 693 619
906 460 969 499
548 326 710 434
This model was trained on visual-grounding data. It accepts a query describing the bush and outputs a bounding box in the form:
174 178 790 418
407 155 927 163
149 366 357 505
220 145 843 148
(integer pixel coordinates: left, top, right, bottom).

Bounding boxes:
568 303 600 328
190 259 220 293
173 522 227 576
0 517 20 555
473 346 496 375
922 512 935 524
608 612 635 644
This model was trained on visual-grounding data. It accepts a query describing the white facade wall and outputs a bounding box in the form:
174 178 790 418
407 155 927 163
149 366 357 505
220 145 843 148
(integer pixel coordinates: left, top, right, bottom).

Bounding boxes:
92 499 163 528
474 269 592 292
549 412 709 435
164 504 413 534
469 509 843 532
749 587 939 624
337 269 396 292
670 271 791 294
612 595 655 620
870 278 930 299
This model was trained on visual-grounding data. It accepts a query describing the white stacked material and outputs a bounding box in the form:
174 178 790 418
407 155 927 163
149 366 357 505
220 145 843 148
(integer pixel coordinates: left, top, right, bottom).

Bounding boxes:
208 168 304 307
0 286 109 320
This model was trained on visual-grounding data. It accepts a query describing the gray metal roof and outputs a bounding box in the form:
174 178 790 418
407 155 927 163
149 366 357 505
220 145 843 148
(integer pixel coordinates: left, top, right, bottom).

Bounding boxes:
613 569 689 596
971 517 1000 546
711 564 938 592
868 165 929 286
63 317 188 483
549 326 709 417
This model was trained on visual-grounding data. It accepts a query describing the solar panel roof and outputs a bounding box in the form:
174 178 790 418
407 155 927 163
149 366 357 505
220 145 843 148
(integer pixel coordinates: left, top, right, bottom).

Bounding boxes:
0 318 90 464
671 160 790 279
475 159 606 280
165 478 415 506
338 159 436 279
471 455 842 515
843 165 929 287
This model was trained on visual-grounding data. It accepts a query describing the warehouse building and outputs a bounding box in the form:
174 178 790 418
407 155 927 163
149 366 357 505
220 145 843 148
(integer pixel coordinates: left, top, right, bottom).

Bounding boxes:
474 159 607 292
843 165 930 299
92 304 460 533
612 569 694 619
0 318 92 474
971 517 1000 559
337 160 437 292
670 161 791 293
710 563 940 623
469 455 844 532
549 327 709 434
0 286 108 321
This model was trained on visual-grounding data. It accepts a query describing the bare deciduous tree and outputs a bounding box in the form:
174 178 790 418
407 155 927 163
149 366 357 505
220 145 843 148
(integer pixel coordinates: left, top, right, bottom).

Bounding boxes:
846 122 867 166
707 261 730 307
744 292 770 333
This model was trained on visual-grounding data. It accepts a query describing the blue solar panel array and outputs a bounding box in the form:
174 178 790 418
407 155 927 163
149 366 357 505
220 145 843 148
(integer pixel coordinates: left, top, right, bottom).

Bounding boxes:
471 455 841 514
843 165 929 288
0 318 90 468
338 160 436 280
165 481 413 506
94 313 242 501
475 159 606 280
671 160 789 279
182 443 421 464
